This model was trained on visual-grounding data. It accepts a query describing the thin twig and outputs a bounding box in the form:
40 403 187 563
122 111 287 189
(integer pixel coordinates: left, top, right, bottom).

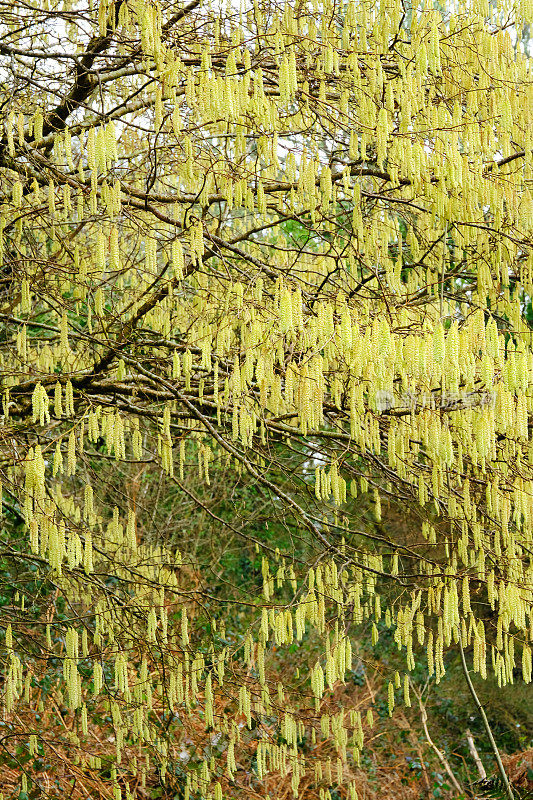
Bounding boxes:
412 682 465 796
458 640 514 800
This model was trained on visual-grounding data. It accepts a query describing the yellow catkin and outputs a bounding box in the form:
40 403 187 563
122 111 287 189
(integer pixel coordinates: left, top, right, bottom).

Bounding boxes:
1 4 533 795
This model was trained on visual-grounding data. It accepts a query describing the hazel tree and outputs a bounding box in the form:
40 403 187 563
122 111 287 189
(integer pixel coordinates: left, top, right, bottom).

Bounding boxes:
0 0 532 796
